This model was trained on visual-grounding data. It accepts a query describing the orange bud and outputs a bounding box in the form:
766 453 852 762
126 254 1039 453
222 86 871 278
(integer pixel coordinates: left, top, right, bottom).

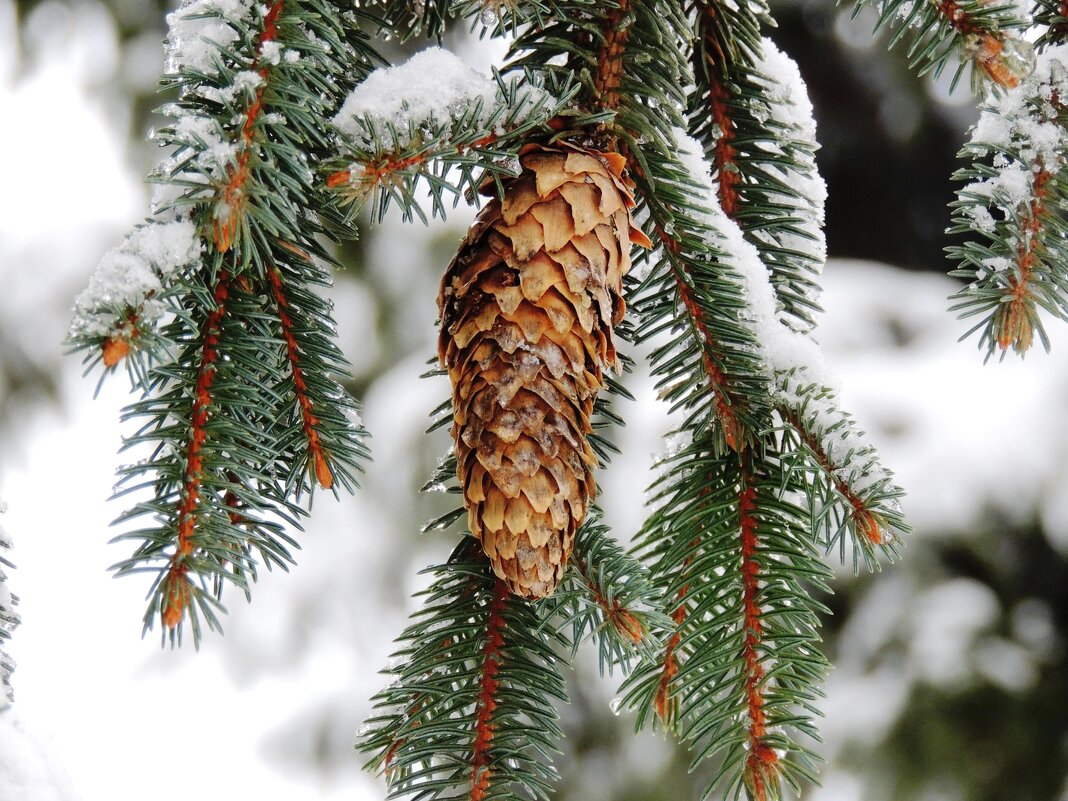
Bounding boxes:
326 170 352 188
102 337 130 367
161 571 188 629
313 450 333 490
853 507 883 545
613 609 645 644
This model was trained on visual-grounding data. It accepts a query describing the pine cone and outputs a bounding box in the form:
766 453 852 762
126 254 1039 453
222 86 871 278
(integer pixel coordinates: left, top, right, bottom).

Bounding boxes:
439 142 650 598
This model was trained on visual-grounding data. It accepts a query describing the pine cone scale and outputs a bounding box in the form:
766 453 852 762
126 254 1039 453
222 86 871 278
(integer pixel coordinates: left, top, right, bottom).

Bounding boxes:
440 142 644 598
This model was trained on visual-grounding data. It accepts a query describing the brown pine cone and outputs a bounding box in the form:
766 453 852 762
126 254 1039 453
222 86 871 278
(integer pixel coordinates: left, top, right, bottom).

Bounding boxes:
438 142 650 599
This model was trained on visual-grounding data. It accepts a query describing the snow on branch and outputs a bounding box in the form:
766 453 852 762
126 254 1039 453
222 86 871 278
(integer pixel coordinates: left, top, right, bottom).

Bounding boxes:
68 0 286 368
67 222 202 365
672 128 907 559
950 44 1068 355
0 500 19 706
749 38 828 331
328 46 571 223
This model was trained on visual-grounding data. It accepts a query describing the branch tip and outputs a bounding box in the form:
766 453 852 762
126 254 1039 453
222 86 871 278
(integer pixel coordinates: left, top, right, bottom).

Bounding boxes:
102 336 130 368
268 267 334 490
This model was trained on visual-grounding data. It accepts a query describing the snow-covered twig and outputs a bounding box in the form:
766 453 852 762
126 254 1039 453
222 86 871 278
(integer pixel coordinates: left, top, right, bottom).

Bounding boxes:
950 44 1068 355
0 499 19 706
328 47 571 223
672 127 907 558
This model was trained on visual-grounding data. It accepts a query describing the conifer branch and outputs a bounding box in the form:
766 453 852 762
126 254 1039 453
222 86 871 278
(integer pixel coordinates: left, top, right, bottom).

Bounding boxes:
267 265 333 489
71 1 379 644
540 520 670 673
689 28 827 334
669 123 907 567
159 271 233 629
775 384 907 568
620 444 830 801
737 456 776 801
0 502 18 705
360 539 569 801
328 48 578 224
856 0 1033 90
71 4 931 797
949 45 1068 356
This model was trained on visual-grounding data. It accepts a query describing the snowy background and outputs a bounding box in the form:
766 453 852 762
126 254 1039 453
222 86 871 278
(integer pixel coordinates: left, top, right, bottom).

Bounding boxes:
1 2 1066 800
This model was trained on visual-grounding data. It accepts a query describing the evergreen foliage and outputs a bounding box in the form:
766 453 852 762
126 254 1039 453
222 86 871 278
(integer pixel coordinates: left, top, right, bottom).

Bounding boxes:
0 502 18 705
66 0 1064 797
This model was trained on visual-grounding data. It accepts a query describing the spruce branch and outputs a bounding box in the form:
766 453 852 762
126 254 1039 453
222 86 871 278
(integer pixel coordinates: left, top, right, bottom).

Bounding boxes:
70 0 380 644
680 36 907 563
539 519 671 674
854 0 1033 91
620 445 831 801
775 375 908 568
949 44 1068 356
689 28 827 335
327 47 581 224
0 501 19 706
360 539 570 801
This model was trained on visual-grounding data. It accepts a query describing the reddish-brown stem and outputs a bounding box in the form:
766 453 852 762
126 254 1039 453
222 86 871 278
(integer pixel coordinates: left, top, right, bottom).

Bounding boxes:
470 580 508 801
646 218 744 449
778 405 883 545
654 535 701 724
593 0 631 111
738 461 778 800
326 133 501 197
999 169 1051 352
697 6 742 216
213 0 286 252
937 0 983 34
267 267 333 489
573 556 644 644
161 272 232 628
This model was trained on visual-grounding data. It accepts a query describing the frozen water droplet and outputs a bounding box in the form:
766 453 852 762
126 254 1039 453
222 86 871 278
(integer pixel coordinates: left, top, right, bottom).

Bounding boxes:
996 36 1036 84
609 696 624 716
480 6 499 26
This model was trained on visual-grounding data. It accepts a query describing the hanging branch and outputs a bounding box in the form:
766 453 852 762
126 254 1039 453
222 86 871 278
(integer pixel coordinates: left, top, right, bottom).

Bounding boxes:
684 30 907 562
71 3 934 798
620 447 830 801
70 0 379 644
540 520 670 674
949 44 1068 356
691 22 826 335
855 0 1033 90
0 501 18 705
360 539 570 801
327 47 586 224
